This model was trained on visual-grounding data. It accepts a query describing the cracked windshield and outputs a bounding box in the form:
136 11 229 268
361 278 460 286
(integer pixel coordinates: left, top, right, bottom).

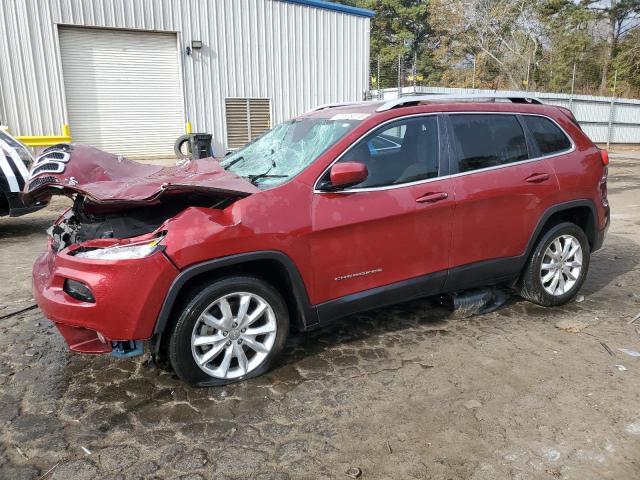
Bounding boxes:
219 117 361 188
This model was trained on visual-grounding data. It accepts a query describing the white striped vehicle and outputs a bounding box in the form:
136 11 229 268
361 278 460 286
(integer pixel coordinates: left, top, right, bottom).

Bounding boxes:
0 129 48 217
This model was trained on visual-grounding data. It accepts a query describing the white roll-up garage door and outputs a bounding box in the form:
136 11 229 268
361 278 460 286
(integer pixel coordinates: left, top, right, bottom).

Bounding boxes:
59 27 184 158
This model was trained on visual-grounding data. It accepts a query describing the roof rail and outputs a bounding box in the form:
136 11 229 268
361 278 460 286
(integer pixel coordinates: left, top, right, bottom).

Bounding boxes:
307 101 372 113
375 93 543 112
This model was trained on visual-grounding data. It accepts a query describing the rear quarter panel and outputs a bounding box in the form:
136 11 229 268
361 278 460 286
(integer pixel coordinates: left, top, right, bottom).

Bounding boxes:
545 114 608 231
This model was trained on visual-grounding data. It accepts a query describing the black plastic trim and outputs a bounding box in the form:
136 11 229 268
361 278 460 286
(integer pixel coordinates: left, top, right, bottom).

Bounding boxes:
593 213 609 252
437 113 453 177
523 199 599 256
3 191 46 217
443 256 524 292
316 271 447 326
153 250 317 338
516 114 540 159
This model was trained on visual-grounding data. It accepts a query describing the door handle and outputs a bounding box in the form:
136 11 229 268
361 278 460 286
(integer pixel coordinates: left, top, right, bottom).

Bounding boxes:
525 172 551 183
416 192 448 203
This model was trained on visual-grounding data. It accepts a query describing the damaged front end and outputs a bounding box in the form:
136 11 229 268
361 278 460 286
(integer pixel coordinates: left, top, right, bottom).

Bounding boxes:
48 190 237 254
27 144 258 356
25 144 258 252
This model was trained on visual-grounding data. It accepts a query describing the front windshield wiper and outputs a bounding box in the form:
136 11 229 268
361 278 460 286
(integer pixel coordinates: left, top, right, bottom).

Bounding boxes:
247 173 287 185
246 148 285 186
222 155 244 170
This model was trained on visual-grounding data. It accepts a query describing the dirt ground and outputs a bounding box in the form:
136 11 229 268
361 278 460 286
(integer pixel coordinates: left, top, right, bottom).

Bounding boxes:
0 153 639 480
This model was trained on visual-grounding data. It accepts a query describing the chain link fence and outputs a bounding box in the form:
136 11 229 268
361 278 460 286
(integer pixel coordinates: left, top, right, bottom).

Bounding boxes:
368 55 638 99
367 55 640 145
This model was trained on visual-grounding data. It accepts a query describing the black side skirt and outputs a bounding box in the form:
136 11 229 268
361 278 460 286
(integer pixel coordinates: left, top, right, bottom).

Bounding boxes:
314 255 525 327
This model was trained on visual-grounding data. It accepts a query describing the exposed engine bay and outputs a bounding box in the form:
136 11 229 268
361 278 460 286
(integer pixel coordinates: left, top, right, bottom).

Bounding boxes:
50 192 237 252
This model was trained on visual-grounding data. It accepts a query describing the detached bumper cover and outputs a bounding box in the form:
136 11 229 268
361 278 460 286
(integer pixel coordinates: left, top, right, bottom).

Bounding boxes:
3 191 48 217
33 248 179 352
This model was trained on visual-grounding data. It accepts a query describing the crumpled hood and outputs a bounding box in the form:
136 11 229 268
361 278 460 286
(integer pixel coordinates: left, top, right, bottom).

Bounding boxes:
22 144 259 206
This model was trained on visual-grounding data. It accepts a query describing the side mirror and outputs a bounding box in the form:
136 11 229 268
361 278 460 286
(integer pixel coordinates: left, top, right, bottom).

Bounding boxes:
327 161 368 190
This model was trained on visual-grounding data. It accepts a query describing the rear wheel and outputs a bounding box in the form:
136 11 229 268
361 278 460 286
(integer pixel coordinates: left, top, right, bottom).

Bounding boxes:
168 276 289 386
518 222 590 307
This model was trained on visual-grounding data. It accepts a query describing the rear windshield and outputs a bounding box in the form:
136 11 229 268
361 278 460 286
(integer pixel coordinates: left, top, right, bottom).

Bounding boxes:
220 118 360 189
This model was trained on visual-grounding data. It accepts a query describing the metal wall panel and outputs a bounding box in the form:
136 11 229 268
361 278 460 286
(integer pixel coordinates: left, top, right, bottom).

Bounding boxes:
377 86 640 144
0 0 371 156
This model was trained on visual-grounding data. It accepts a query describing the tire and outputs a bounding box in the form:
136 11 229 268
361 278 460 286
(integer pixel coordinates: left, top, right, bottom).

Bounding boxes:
174 134 192 160
168 276 289 386
517 222 590 307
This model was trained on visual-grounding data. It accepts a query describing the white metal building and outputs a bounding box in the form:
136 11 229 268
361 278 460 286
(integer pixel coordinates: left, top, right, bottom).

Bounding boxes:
0 0 372 157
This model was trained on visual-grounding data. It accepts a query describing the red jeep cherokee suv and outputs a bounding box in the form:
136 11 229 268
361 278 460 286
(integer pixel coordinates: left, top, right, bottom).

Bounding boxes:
27 95 609 386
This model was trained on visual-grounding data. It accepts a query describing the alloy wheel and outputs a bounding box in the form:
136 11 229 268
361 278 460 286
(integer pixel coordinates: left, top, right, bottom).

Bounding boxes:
190 292 277 379
540 234 583 296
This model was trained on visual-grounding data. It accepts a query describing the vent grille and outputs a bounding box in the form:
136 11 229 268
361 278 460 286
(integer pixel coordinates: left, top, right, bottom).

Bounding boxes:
42 143 72 155
225 98 271 150
32 162 65 176
28 176 59 192
40 151 67 161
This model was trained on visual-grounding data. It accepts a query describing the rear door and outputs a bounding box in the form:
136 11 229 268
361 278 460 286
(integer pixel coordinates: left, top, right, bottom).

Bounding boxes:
445 113 559 288
310 114 455 305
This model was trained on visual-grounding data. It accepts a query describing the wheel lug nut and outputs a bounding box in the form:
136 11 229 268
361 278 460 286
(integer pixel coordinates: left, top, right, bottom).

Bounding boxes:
237 339 243 344
232 322 238 328
241 328 246 333
222 331 228 336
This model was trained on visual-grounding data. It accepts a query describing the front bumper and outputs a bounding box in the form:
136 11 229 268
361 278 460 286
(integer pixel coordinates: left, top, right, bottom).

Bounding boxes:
32 247 179 353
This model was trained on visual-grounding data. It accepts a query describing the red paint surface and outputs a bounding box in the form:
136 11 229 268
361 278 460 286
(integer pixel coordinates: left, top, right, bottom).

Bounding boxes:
32 247 179 340
31 101 609 347
23 145 258 206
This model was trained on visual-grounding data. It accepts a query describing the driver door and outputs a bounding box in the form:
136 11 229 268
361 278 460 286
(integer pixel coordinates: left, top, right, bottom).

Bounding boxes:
309 115 455 308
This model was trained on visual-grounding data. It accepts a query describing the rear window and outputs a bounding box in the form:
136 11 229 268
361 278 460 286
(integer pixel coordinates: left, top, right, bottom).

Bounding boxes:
522 115 572 156
450 114 529 173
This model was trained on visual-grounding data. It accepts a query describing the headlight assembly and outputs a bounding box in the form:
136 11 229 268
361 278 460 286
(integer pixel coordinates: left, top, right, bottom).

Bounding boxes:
71 235 165 261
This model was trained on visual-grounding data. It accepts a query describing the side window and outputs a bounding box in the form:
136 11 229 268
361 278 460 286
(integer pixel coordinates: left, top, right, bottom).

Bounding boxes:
522 115 572 155
337 116 439 188
450 114 529 173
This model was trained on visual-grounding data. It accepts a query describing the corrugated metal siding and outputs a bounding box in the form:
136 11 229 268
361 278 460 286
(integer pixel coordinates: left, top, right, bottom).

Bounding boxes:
59 27 184 157
378 86 640 144
0 0 370 156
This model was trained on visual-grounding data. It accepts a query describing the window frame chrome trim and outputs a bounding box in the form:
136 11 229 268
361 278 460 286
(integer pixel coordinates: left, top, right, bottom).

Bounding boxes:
313 111 575 194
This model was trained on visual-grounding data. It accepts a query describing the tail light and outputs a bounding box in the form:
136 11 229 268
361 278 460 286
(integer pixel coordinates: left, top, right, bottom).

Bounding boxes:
600 149 609 166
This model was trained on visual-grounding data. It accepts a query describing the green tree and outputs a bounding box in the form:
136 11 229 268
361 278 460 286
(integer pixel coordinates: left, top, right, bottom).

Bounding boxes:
341 0 440 88
578 0 640 93
613 27 640 96
536 0 602 93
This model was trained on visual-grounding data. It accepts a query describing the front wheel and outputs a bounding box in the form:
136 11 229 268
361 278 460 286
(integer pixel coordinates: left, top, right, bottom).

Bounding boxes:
168 276 289 386
517 222 590 307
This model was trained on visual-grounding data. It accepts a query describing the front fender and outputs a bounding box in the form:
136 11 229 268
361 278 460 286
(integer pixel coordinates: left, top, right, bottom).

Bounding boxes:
152 250 317 352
